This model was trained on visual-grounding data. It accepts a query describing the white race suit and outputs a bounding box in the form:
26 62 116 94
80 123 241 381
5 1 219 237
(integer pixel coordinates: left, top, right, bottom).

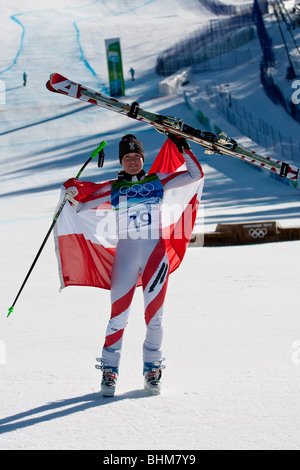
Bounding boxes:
102 148 203 370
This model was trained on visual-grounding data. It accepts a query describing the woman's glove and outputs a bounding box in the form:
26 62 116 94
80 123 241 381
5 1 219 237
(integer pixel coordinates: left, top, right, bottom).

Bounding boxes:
166 132 190 153
64 187 79 206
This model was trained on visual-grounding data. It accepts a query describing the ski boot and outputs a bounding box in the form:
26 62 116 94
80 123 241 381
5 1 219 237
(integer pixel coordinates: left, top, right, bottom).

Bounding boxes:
96 358 118 397
143 360 165 396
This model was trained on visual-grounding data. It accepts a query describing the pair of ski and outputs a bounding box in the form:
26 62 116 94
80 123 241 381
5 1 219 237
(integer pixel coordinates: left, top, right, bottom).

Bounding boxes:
46 73 299 182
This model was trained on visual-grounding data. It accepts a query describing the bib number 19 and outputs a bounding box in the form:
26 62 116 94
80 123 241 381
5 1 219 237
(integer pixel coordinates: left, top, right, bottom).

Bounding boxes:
130 211 151 231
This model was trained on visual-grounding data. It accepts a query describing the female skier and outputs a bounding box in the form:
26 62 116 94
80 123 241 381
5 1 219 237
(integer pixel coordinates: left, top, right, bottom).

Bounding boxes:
64 133 204 396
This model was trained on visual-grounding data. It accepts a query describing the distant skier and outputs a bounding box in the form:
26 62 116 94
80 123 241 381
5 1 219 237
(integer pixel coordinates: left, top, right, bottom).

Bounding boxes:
23 72 27 86
129 67 135 81
62 134 204 397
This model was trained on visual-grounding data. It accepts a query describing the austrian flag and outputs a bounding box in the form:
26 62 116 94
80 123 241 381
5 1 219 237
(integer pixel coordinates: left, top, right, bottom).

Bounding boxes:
54 139 204 290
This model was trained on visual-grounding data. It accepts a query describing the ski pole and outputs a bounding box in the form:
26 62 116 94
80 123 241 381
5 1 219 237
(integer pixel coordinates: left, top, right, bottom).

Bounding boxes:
7 140 108 318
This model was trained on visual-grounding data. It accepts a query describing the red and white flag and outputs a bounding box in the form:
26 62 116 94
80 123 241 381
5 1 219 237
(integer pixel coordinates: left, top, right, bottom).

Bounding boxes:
54 139 204 290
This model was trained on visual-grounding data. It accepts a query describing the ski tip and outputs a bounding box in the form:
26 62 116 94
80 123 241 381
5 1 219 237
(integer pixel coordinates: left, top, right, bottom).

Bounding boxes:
50 73 68 85
46 80 57 93
46 73 67 92
7 306 14 318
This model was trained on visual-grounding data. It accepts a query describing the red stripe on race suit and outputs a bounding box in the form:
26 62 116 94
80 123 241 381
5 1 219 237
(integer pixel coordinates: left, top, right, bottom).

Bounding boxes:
104 328 125 348
142 238 167 290
111 284 136 319
144 278 169 325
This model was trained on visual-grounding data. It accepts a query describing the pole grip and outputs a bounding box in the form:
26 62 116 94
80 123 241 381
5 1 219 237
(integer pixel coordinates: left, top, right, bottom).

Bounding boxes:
90 140 107 160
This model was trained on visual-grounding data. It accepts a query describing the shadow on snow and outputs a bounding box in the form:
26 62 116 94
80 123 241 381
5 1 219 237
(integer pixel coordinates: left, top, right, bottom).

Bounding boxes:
0 389 149 435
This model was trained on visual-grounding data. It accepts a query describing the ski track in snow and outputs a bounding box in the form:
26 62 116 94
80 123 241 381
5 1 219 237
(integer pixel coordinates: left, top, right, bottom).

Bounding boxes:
0 2 104 86
0 0 300 451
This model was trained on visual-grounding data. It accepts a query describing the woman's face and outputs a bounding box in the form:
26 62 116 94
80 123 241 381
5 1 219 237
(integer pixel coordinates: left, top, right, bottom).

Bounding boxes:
122 153 144 175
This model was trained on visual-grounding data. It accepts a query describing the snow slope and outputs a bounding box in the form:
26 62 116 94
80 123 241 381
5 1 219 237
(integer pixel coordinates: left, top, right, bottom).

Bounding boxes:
1 0 300 450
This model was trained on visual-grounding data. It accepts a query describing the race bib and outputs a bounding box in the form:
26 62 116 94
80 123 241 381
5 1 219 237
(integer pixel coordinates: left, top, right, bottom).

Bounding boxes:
111 174 163 239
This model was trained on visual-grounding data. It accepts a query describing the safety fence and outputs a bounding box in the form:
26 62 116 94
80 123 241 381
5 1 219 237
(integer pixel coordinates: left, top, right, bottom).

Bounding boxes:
273 0 300 77
155 13 255 76
206 82 300 164
253 0 276 67
254 0 300 124
198 0 259 16
260 63 300 123
184 89 300 189
192 47 254 72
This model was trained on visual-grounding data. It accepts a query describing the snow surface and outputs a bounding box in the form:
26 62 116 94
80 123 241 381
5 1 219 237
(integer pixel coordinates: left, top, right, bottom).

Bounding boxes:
1 0 300 451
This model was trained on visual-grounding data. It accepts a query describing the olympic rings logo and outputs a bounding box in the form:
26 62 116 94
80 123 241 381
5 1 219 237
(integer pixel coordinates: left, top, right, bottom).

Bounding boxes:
248 228 268 239
119 183 155 198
